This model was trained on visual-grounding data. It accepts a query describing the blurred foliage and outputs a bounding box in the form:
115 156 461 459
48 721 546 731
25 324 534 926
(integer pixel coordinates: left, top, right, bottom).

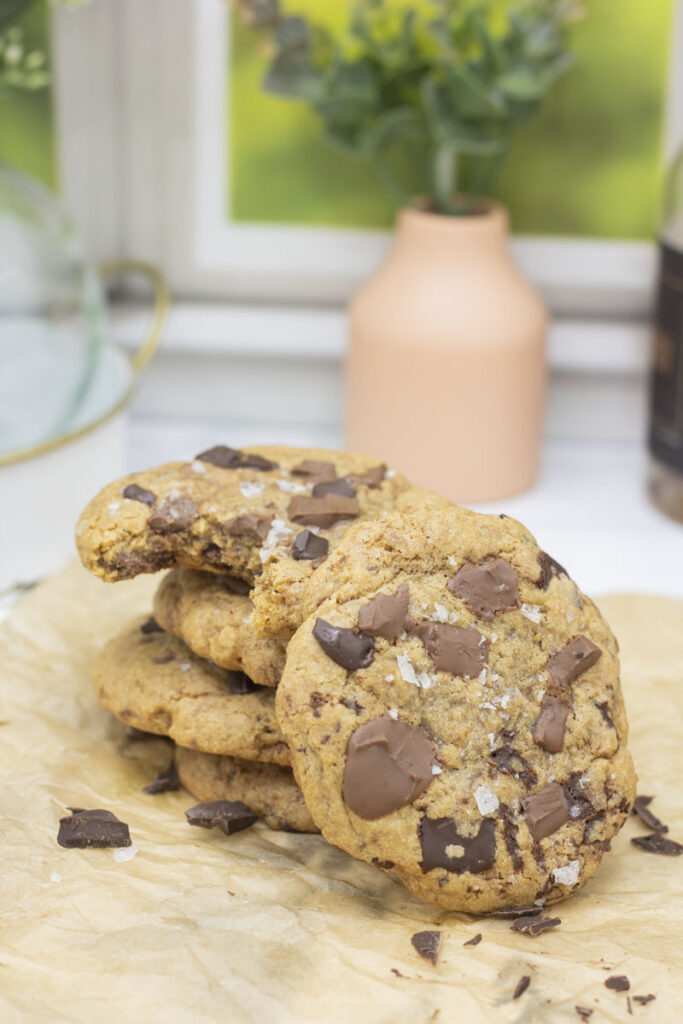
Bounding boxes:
232 0 581 212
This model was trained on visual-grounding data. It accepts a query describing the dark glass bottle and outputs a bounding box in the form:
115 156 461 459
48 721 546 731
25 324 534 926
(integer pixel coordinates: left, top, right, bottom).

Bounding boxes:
648 146 683 521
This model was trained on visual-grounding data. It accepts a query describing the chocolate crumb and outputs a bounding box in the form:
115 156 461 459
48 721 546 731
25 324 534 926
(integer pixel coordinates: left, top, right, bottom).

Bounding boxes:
411 930 441 965
605 975 630 991
390 968 404 978
574 1008 593 1021
632 995 656 1005
632 795 668 833
510 915 561 937
143 759 180 794
463 933 482 946
513 976 531 1000
140 616 163 634
489 905 539 919
58 809 131 849
627 995 633 1015
631 833 683 856
185 799 257 836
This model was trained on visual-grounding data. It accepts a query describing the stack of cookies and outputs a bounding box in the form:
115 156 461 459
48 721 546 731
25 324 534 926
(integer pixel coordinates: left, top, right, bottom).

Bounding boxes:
77 444 636 913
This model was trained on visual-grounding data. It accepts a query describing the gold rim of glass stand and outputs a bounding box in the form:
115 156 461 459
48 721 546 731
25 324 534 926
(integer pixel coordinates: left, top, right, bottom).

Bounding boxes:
0 260 169 469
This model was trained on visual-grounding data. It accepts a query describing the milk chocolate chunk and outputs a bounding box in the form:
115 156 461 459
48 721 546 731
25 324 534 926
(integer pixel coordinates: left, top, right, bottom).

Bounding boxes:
290 458 337 482
348 464 386 488
287 494 360 529
58 809 131 849
123 483 156 505
358 584 409 640
313 618 375 671
343 717 434 820
537 551 568 589
312 477 356 499
415 622 489 678
419 817 496 875
544 636 601 690
513 976 531 1000
291 530 329 561
196 445 277 471
140 616 163 635
143 759 180 794
215 573 251 595
523 783 569 841
185 799 257 836
510 915 561 937
605 976 630 992
447 558 520 620
631 795 668 833
226 514 273 542
149 495 198 534
532 696 569 753
631 833 683 856
411 930 441 965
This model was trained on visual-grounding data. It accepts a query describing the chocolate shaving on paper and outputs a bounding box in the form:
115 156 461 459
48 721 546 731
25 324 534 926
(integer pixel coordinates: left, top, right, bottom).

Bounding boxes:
574 1008 593 1021
631 795 668 833
489 905 539 919
143 760 180 794
605 975 630 991
510 915 561 937
58 808 131 849
513 976 531 1000
463 933 482 946
410 930 441 965
632 995 656 1005
631 833 683 856
185 800 257 836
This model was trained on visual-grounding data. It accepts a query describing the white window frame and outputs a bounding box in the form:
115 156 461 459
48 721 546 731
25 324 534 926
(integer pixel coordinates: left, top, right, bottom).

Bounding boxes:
53 0 683 315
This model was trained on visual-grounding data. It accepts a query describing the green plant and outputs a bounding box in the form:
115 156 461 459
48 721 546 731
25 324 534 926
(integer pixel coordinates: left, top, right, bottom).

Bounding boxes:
0 0 89 96
234 0 582 213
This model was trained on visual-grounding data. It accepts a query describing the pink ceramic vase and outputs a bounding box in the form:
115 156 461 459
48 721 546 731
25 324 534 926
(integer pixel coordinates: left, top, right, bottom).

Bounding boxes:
346 204 547 502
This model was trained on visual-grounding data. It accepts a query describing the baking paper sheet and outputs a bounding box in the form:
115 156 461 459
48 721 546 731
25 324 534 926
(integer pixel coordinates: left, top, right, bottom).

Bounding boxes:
1 562 682 1023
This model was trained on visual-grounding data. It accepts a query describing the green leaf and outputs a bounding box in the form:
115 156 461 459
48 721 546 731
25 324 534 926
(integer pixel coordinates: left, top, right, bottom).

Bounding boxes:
264 53 321 101
496 67 545 102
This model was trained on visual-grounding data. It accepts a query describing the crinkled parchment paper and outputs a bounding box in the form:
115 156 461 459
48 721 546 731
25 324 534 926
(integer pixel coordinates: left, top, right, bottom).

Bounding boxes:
1 562 682 1023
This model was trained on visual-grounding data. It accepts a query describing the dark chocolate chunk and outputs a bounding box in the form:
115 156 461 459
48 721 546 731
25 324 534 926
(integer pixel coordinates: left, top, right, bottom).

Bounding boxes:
631 795 668 833
605 975 630 992
420 817 496 875
215 573 251 595
632 995 656 1005
513 976 531 1000
532 696 569 753
309 692 325 717
523 783 569 841
313 618 374 671
544 636 601 690
148 495 198 534
499 804 523 871
631 833 683 856
57 809 131 849
348 464 386 488
291 530 329 561
123 483 156 505
312 477 356 499
412 621 489 678
143 759 180 794
463 933 482 946
574 1007 593 1020
371 858 395 870
510 915 561 936
489 746 537 789
287 494 360 529
226 671 258 695
290 458 337 481
196 445 277 471
358 584 409 640
447 558 520 620
225 514 273 542
140 616 163 635
154 652 175 665
343 717 434 820
489 905 539 919
340 696 365 715
185 799 257 836
595 700 615 729
537 551 568 589
410 930 441 965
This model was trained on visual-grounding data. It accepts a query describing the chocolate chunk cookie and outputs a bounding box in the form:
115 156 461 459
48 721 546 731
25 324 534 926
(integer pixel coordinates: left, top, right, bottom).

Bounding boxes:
92 617 289 765
154 569 286 688
276 499 636 912
175 747 318 834
76 446 410 638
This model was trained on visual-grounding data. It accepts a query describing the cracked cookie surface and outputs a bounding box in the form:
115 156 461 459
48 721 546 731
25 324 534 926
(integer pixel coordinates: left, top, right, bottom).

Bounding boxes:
92 616 289 765
154 569 286 688
276 499 636 913
175 747 318 834
76 445 410 638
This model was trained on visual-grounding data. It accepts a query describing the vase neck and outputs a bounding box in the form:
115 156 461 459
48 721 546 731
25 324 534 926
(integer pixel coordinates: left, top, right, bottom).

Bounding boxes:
393 205 509 261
